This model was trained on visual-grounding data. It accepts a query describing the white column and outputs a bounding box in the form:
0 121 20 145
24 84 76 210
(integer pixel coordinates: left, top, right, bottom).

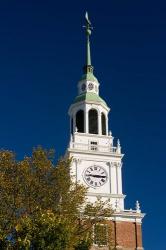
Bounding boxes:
83 107 86 133
85 107 89 133
71 159 77 183
117 163 123 194
73 113 76 133
108 162 111 194
70 117 72 134
106 116 108 135
98 111 102 135
110 163 117 194
116 166 118 194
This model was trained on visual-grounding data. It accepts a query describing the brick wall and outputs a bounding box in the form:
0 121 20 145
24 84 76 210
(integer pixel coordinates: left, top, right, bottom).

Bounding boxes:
90 220 143 250
135 223 143 248
116 221 136 248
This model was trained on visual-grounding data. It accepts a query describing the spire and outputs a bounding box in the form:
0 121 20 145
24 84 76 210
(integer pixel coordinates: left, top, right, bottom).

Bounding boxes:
83 12 94 74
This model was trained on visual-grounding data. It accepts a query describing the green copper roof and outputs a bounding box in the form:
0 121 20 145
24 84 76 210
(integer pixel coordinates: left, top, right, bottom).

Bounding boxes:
73 92 107 106
81 72 98 82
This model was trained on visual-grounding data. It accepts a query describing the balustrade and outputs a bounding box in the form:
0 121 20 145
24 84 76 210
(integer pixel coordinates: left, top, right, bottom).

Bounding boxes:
70 142 119 154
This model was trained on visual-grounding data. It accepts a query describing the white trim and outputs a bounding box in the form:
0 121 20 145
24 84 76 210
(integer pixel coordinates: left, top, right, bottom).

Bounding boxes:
68 148 124 158
70 131 113 140
68 100 110 114
109 163 111 194
98 212 145 223
116 164 118 194
87 192 126 198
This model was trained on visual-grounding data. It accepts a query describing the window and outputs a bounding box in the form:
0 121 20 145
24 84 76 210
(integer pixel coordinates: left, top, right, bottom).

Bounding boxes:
89 109 98 134
90 141 98 151
94 224 108 246
101 113 106 135
76 110 84 133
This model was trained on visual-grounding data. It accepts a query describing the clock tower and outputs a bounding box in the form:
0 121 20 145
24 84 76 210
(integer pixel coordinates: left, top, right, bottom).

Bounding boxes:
67 13 145 250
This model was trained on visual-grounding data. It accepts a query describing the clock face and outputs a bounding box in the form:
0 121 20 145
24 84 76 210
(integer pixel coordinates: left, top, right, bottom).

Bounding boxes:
83 165 108 188
81 83 86 91
88 82 94 90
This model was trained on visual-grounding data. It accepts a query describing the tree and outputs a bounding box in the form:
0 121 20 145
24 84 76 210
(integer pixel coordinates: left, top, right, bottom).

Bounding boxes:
0 147 113 249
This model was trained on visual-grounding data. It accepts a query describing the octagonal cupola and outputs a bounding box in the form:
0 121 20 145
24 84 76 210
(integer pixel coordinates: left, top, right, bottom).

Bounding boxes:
78 70 100 96
68 12 110 137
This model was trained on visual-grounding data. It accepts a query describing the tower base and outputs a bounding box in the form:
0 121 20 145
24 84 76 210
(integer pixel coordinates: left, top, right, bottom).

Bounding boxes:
91 210 145 250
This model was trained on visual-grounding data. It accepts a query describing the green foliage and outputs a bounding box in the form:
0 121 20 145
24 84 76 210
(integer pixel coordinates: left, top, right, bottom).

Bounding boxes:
94 224 108 246
0 147 113 249
75 240 91 250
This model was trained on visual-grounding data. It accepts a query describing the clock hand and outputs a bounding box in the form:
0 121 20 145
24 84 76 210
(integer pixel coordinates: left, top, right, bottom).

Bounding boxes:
86 174 106 178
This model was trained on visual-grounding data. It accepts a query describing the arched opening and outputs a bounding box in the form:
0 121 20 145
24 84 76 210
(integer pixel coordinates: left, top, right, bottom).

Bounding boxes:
101 113 106 135
76 110 84 133
89 109 98 134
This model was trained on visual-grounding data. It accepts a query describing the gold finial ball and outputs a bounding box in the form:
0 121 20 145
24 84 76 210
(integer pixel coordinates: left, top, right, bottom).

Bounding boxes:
87 29 91 36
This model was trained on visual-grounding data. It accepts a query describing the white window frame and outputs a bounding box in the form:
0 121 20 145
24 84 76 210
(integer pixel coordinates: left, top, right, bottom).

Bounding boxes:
89 140 98 151
93 223 109 247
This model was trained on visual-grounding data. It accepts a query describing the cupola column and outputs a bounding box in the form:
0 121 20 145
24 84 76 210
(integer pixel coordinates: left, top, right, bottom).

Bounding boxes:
73 113 76 133
85 108 89 133
106 116 109 135
98 111 102 135
70 117 73 134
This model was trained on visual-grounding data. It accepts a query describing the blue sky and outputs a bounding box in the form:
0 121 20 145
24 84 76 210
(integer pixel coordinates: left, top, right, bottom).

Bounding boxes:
0 0 165 249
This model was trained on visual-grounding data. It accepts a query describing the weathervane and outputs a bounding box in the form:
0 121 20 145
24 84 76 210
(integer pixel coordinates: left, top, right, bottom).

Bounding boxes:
83 12 93 36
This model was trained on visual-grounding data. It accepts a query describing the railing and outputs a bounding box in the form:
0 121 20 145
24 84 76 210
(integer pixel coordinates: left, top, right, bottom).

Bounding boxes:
70 142 119 154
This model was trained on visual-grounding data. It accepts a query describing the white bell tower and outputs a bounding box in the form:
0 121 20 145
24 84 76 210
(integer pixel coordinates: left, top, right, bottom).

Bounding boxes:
67 12 125 211
66 13 145 249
